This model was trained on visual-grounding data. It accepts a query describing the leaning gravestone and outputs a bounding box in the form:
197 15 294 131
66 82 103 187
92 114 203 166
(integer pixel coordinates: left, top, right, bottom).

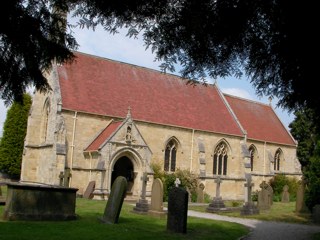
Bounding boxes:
281 185 290 203
83 181 95 199
148 178 166 218
100 176 127 224
167 181 188 233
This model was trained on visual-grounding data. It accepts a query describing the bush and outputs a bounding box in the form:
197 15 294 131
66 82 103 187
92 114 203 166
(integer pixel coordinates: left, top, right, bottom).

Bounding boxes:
269 174 299 202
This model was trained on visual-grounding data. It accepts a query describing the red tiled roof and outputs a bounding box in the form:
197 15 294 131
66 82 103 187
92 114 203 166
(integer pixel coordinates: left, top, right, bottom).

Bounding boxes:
58 52 243 136
85 121 122 151
224 94 296 145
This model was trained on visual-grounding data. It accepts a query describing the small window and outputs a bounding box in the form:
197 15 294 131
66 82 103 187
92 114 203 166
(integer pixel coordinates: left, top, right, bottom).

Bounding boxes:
274 149 282 171
249 145 256 172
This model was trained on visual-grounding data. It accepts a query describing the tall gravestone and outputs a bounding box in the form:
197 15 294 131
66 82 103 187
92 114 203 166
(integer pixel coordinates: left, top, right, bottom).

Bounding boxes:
206 177 226 213
196 183 205 203
148 178 166 218
0 184 5 205
240 174 259 215
167 179 188 234
281 185 290 203
132 172 149 214
100 176 127 224
296 177 309 214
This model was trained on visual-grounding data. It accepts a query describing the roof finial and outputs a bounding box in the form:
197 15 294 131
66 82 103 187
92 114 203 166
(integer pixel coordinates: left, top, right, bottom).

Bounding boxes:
268 96 273 105
127 106 131 118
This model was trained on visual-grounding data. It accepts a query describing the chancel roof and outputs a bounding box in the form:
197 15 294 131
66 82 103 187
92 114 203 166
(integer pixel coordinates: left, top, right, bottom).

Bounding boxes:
58 51 296 146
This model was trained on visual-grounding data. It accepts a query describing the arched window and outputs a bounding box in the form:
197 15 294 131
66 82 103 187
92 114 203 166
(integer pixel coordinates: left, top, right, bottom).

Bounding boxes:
249 145 256 172
213 142 228 175
40 99 50 142
274 148 282 171
164 139 177 172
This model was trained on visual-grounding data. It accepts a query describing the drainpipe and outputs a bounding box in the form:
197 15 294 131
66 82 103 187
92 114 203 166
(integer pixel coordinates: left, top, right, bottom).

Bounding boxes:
89 151 92 182
69 111 78 186
263 141 266 181
190 129 195 172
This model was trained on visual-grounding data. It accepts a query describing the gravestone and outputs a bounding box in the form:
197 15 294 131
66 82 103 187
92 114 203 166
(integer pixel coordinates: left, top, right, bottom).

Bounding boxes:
59 169 72 187
296 177 309 214
83 181 95 199
206 177 227 213
148 178 166 218
281 185 290 203
100 176 127 224
240 174 259 215
257 181 273 210
0 184 5 205
167 186 188 234
196 183 205 203
312 205 320 223
132 172 149 214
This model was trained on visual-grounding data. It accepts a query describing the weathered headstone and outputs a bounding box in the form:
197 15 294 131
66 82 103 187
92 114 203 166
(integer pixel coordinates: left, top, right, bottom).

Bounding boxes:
312 205 320 223
257 181 273 210
0 184 5 205
296 177 309 214
167 187 188 234
132 172 149 214
148 178 166 218
196 183 205 203
281 185 290 203
83 181 95 199
100 176 127 224
240 174 259 215
206 177 227 213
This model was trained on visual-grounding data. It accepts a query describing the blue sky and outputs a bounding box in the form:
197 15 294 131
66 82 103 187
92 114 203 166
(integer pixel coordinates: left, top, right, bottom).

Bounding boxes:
0 16 294 136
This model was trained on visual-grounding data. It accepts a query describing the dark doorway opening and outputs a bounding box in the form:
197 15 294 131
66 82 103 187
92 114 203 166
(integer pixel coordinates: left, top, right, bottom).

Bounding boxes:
111 156 134 192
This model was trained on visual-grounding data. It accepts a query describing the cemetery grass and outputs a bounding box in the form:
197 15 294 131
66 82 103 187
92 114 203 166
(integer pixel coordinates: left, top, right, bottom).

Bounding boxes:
0 197 249 240
188 201 313 224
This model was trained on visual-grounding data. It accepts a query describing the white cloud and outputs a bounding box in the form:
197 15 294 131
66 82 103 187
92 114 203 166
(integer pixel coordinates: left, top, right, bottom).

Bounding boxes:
220 87 253 100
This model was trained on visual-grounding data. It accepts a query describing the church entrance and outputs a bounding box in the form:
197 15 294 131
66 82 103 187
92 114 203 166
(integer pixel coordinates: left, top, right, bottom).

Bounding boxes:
111 156 134 193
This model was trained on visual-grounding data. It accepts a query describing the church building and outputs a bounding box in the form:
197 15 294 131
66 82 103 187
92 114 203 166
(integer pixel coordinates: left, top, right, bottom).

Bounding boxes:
21 51 302 200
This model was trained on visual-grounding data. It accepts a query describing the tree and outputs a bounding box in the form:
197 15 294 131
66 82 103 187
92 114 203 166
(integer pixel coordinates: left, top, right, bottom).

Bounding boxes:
289 109 318 169
0 0 77 105
72 0 319 127
0 93 32 179
290 109 320 210
1 0 319 129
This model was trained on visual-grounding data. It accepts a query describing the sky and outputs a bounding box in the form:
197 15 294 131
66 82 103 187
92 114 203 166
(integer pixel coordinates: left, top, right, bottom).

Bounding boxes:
0 15 294 137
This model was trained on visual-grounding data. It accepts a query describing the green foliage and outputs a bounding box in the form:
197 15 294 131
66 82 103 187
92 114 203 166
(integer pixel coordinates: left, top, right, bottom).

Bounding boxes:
0 94 32 179
269 174 299 202
1 1 319 132
305 148 320 211
289 108 318 168
0 0 77 104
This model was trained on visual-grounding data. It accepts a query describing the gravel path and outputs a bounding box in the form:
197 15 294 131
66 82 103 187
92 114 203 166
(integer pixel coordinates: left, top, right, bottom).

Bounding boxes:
187 210 320 240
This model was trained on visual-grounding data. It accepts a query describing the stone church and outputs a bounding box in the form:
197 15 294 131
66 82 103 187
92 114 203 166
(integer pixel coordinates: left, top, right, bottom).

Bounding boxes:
20 51 302 200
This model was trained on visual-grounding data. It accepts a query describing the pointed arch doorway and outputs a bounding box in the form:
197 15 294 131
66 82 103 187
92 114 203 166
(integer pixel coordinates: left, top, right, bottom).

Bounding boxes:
111 156 134 192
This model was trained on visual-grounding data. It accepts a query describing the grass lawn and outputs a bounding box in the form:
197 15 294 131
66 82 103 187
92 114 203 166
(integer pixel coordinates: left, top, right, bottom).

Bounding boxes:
0 185 249 240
